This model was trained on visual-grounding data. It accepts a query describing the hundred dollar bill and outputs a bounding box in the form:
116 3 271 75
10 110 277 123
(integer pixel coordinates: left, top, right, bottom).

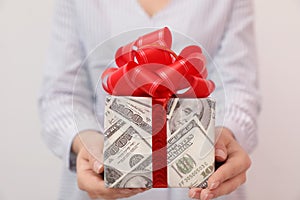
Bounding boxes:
105 96 152 135
114 155 153 188
167 115 215 187
104 96 154 188
167 98 215 139
104 124 153 188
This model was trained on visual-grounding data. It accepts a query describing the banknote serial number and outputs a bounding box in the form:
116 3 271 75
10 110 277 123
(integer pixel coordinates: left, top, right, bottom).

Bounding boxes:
178 162 214 187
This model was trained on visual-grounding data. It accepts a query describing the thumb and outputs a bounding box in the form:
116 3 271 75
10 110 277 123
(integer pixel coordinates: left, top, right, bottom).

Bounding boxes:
92 159 104 174
214 139 227 162
214 127 228 162
88 147 104 174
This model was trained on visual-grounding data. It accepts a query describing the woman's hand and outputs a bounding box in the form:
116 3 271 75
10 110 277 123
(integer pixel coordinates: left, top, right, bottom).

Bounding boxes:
72 131 147 199
189 127 251 200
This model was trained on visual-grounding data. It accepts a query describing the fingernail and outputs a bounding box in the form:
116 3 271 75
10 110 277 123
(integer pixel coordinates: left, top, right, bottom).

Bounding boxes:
191 191 200 199
215 149 226 160
93 160 103 173
204 193 214 200
209 181 220 190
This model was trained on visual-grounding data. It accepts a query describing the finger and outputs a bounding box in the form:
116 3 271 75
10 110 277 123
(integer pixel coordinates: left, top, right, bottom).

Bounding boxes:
87 143 104 172
77 149 146 199
214 128 228 162
77 151 103 192
79 131 104 162
77 147 104 174
215 145 227 162
100 188 145 199
200 172 246 200
88 145 104 162
87 149 104 174
79 168 144 199
188 188 202 199
92 159 104 174
206 149 251 190
89 188 145 200
79 166 143 198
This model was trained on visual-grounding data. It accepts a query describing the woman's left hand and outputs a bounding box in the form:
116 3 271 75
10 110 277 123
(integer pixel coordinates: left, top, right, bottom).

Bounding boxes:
189 127 252 200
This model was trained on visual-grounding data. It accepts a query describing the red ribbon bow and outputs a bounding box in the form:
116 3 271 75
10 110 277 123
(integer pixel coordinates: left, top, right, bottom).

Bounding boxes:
102 27 215 188
102 27 215 100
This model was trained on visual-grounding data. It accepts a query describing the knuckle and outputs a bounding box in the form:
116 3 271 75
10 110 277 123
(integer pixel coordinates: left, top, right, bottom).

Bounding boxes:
227 183 239 195
224 190 232 196
89 191 105 199
231 185 239 194
88 193 95 199
77 177 85 191
241 173 247 184
77 182 85 191
123 194 135 198
228 165 238 178
212 189 221 198
77 174 93 193
245 156 252 169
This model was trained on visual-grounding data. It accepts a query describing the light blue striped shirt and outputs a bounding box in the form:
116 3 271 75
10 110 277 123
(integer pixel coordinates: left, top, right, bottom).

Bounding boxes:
38 0 260 199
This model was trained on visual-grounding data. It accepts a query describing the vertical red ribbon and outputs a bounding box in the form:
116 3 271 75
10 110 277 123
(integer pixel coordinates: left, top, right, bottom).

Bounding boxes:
152 98 168 188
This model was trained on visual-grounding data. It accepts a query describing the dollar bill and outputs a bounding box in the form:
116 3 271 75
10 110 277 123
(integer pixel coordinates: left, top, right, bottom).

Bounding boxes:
167 115 215 187
114 155 153 188
105 96 152 135
104 124 153 187
167 98 214 137
104 96 154 187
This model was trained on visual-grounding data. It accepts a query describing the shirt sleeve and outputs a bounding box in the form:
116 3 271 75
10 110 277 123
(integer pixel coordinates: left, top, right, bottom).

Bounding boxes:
38 0 101 171
211 0 261 153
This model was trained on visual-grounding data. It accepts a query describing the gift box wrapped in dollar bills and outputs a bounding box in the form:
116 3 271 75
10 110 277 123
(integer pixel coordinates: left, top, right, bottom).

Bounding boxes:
104 96 215 188
101 27 216 188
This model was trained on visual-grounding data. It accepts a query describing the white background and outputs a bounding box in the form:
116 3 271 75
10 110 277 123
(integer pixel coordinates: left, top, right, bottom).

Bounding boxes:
0 0 300 199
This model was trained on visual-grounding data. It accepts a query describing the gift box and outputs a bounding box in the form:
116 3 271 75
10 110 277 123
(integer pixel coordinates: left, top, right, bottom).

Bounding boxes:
104 96 215 188
101 27 216 188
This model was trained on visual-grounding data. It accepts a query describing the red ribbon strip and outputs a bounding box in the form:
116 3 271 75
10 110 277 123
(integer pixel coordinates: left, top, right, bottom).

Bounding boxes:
102 27 215 188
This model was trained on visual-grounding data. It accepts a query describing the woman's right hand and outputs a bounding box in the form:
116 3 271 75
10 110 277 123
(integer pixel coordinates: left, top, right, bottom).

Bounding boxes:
72 131 147 199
